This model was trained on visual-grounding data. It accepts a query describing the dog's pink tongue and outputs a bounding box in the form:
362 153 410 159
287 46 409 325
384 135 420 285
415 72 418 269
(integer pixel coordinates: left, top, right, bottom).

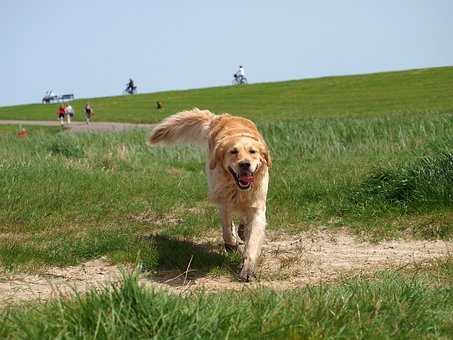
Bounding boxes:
239 175 254 185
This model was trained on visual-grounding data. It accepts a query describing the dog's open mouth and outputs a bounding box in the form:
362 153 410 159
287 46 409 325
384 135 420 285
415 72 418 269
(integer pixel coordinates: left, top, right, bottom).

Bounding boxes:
229 167 254 191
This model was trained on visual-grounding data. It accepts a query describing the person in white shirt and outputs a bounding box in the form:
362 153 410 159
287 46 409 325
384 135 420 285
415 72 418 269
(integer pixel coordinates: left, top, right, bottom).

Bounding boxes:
234 65 246 83
237 65 245 77
64 104 74 124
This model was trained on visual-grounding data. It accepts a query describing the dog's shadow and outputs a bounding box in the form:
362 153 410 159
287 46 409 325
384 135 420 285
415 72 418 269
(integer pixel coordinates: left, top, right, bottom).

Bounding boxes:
140 234 241 286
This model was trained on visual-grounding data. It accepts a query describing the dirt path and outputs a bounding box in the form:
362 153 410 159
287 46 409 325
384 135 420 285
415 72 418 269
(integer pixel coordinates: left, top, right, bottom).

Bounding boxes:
1 231 451 305
0 120 154 133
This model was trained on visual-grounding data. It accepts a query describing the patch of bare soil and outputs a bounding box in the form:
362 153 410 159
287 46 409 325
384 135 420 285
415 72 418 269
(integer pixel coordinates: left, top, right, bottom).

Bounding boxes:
0 259 122 305
182 230 452 292
1 231 452 305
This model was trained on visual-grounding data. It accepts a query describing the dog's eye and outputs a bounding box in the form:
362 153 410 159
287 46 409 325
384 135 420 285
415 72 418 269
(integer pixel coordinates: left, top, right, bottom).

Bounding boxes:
230 149 238 155
249 149 257 154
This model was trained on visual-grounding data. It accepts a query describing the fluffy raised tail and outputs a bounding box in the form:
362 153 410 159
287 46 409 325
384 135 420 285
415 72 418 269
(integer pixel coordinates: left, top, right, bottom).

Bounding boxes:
149 108 215 145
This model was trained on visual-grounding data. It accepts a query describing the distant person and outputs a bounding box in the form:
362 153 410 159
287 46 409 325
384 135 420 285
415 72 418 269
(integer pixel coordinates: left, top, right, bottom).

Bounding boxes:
84 103 94 124
57 104 66 126
65 103 74 124
126 78 136 94
235 65 245 81
156 101 163 109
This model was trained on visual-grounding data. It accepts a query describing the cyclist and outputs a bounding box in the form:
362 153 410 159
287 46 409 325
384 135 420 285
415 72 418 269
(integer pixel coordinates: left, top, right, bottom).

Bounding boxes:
234 65 246 83
126 78 136 94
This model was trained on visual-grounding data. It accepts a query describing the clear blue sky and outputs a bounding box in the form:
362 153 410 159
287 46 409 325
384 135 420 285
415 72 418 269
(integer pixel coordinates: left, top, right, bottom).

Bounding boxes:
1 0 452 106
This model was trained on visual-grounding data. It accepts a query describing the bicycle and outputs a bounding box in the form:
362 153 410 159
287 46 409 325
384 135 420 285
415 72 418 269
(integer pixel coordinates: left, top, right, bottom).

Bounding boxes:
123 85 137 95
232 74 248 85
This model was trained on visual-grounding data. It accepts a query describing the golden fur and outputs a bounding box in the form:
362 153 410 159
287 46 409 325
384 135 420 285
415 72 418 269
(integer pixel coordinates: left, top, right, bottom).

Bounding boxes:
150 108 271 281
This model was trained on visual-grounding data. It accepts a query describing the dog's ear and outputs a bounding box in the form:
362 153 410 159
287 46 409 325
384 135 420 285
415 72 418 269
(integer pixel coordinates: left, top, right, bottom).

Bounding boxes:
261 145 272 169
209 143 225 169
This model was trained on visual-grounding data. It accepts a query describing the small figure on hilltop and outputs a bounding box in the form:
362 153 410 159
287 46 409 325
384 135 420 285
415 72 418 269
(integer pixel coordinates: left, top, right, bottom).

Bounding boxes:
64 103 74 124
156 101 163 109
233 65 247 85
57 104 66 127
84 103 94 124
125 78 137 95
236 65 245 78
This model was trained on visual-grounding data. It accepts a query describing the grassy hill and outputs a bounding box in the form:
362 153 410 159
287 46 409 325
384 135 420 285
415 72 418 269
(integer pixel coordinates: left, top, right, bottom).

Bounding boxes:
1 66 453 123
0 66 452 337
0 66 452 270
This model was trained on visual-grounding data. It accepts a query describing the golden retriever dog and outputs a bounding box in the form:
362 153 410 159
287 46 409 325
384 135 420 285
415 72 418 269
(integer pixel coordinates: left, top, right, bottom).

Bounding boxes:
149 108 271 281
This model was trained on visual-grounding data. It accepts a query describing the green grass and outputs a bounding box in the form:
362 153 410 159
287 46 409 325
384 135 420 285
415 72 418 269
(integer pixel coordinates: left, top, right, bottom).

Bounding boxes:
0 110 451 270
351 152 453 211
0 66 452 123
0 66 452 338
1 259 452 339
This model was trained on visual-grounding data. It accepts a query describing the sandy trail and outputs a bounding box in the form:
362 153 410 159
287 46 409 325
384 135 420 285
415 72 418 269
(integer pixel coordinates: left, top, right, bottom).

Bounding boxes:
0 231 451 305
0 120 154 133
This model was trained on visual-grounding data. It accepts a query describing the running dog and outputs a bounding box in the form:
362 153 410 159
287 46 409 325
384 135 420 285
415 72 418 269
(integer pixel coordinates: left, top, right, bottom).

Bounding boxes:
149 108 271 281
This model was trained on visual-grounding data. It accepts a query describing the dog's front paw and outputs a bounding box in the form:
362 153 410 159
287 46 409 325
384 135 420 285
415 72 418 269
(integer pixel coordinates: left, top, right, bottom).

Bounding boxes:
239 264 256 282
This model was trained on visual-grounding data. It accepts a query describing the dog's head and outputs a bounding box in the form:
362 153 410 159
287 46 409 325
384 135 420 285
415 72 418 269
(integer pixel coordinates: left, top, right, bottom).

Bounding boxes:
209 136 271 191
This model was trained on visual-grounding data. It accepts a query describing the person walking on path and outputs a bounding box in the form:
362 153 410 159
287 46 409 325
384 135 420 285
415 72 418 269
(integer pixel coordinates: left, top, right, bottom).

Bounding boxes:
65 103 74 124
57 104 66 126
84 103 94 124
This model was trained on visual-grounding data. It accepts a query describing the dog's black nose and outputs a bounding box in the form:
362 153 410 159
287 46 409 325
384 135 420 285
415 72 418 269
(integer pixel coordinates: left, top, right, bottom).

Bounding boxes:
239 161 251 170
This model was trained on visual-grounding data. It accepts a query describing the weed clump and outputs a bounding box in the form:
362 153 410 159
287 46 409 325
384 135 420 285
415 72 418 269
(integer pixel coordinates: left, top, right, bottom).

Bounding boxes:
352 152 453 210
47 135 85 158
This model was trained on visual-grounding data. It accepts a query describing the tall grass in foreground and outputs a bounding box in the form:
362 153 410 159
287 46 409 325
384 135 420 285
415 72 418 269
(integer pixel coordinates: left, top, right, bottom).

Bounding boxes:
1 260 452 339
0 112 452 270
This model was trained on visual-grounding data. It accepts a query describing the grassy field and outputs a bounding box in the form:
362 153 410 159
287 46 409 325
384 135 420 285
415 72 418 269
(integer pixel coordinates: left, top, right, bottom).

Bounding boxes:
0 67 452 337
0 66 452 123
0 112 451 272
